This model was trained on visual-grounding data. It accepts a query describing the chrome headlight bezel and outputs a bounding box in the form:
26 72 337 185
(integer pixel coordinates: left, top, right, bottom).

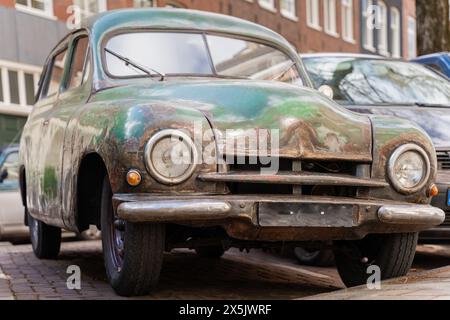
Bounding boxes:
387 144 431 194
144 129 198 185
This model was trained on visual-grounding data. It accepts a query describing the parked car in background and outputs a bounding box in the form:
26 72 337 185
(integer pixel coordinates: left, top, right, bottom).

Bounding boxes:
413 52 450 78
297 53 450 266
0 145 29 241
0 146 98 243
19 9 444 295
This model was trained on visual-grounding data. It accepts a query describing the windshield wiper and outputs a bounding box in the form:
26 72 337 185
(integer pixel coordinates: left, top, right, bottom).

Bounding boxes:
415 102 450 108
105 48 165 81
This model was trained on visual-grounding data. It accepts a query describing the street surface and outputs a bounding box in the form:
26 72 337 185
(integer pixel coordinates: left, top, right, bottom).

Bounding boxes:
0 240 449 300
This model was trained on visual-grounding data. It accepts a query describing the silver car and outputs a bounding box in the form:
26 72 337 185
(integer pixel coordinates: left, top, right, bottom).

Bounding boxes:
0 145 29 240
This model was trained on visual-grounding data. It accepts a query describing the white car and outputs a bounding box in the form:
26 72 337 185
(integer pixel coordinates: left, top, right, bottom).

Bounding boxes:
0 146 29 240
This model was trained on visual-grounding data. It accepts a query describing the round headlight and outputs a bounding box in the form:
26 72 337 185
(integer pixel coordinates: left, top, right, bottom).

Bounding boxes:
144 130 198 185
388 144 431 194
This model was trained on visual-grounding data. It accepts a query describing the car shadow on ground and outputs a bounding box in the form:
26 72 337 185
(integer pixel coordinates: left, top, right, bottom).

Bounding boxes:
413 244 450 272
53 241 342 299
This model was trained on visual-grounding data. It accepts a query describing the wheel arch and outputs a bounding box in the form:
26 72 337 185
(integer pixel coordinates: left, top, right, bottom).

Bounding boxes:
76 152 109 232
19 165 26 207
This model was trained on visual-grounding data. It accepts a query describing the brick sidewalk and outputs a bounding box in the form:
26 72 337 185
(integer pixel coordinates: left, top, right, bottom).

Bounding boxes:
2 240 449 300
0 240 343 300
304 264 450 300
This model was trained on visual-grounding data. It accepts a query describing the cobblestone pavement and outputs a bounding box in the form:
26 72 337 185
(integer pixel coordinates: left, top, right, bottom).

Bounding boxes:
0 240 449 300
0 240 344 300
305 244 450 300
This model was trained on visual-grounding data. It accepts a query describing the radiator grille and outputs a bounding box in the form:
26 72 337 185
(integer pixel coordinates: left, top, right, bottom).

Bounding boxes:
437 151 450 171
442 212 450 226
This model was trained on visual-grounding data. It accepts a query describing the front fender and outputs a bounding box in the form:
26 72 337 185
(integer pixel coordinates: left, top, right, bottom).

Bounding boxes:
369 115 437 204
70 100 219 195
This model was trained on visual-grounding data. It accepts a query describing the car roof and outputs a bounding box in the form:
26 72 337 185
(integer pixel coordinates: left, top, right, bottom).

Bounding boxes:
413 52 450 60
300 53 385 60
0 145 19 156
84 8 294 52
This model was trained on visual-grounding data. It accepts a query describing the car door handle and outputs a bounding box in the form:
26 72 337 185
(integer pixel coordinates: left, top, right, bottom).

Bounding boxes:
43 120 50 126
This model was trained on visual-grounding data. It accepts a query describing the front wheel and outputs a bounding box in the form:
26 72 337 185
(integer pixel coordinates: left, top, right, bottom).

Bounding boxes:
334 233 418 287
27 210 61 259
101 176 165 297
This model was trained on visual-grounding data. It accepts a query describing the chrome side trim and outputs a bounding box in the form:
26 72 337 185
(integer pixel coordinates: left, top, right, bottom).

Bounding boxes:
378 205 445 225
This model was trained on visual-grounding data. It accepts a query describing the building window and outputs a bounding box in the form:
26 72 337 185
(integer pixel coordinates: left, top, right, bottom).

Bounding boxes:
377 1 388 56
73 0 107 19
390 7 401 58
324 0 338 36
0 74 3 103
341 0 354 42
134 0 157 7
8 71 20 105
0 115 27 147
307 0 321 29
15 0 53 17
258 0 275 11
0 62 41 109
67 0 107 29
280 0 297 20
408 17 417 59
362 0 375 51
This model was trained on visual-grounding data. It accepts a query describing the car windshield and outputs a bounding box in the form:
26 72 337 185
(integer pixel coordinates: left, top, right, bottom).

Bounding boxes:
303 57 450 106
105 32 302 85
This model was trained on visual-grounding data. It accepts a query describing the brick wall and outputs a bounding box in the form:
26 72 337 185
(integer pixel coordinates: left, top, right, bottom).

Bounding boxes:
96 0 360 53
150 0 361 53
0 0 14 8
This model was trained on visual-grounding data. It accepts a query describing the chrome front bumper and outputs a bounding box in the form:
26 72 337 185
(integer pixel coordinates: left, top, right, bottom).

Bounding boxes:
378 205 445 225
115 194 445 241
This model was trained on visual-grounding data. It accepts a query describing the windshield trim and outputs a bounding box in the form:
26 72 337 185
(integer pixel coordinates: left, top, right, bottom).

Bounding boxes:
100 28 306 84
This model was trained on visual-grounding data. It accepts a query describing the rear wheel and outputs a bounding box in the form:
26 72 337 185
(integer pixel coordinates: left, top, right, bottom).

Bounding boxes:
27 210 61 259
334 233 418 287
101 176 165 297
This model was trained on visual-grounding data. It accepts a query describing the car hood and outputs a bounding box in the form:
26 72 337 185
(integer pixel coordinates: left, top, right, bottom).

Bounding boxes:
347 105 450 149
94 79 373 161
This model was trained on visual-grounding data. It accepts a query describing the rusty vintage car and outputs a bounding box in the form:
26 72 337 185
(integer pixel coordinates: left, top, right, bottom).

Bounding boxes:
19 9 445 296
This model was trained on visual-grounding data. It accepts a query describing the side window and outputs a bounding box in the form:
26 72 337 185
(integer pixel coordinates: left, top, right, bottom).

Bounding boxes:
67 36 90 90
44 48 68 98
428 64 444 74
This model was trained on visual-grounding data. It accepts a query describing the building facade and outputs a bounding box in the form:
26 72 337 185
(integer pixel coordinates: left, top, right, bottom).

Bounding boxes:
0 0 416 147
359 0 416 59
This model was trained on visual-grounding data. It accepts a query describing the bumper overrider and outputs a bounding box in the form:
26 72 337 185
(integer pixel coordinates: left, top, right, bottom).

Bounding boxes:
114 194 445 242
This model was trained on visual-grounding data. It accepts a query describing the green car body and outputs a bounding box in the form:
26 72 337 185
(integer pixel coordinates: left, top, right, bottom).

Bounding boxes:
18 9 445 295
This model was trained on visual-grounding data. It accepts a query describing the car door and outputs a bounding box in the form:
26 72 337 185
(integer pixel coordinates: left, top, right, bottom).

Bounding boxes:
22 41 69 221
39 32 92 228
57 32 92 229
35 40 71 226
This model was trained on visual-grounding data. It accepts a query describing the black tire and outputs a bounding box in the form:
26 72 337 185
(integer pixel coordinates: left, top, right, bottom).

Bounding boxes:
334 233 418 287
101 176 165 297
27 210 61 259
195 246 226 259
294 246 335 267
